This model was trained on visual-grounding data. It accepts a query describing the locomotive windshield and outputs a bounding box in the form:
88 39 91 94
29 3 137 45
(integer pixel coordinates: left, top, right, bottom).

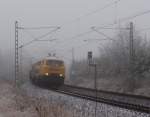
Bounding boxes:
46 60 64 66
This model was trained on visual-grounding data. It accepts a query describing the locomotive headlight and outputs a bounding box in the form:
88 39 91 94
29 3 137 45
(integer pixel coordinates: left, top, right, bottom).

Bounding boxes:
45 73 49 76
59 74 63 77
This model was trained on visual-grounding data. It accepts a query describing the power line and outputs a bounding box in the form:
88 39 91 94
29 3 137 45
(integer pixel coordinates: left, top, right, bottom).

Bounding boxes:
49 30 94 50
95 9 150 30
48 0 122 49
91 27 129 30
119 9 150 22
18 26 60 30
36 39 57 41
39 8 150 54
17 1 150 62
75 0 121 20
20 27 60 47
17 0 121 51
83 38 115 42
47 0 121 48
91 27 116 41
48 28 116 52
61 0 121 27
23 29 37 40
138 27 150 32
89 9 150 41
47 26 126 51
69 30 93 40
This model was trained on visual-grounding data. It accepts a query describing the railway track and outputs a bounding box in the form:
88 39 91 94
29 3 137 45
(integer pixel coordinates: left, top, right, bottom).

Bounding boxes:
50 84 150 114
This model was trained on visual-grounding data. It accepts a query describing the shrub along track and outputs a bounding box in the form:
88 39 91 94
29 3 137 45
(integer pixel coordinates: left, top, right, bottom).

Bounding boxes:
47 84 150 114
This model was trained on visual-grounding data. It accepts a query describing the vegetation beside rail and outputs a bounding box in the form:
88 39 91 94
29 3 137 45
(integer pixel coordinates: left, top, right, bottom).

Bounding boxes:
70 25 150 96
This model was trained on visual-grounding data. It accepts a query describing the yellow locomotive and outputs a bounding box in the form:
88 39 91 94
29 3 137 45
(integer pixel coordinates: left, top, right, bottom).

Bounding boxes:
29 56 65 86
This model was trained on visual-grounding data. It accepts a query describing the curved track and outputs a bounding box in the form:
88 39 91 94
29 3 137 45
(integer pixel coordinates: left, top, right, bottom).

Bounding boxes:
32 81 150 114
50 84 150 114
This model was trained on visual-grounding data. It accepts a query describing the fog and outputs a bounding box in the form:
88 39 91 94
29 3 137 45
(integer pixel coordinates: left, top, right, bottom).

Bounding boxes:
0 0 150 80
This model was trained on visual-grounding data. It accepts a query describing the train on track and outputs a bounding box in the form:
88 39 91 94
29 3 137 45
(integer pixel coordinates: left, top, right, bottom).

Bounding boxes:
29 56 65 87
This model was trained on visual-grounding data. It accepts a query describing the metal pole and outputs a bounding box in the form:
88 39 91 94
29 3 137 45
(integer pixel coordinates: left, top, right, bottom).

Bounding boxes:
15 21 19 87
19 46 23 83
129 22 134 75
87 51 97 117
72 47 75 65
94 64 97 117
71 47 75 79
15 21 19 108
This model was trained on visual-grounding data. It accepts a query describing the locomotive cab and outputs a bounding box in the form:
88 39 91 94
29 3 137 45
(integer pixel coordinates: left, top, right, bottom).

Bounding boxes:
30 57 65 87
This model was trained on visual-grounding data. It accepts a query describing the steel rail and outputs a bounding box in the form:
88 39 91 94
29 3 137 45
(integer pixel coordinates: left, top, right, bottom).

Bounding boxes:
50 84 150 114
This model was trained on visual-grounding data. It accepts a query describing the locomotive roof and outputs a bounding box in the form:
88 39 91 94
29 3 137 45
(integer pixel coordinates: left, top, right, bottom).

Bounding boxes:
32 56 64 66
44 56 63 61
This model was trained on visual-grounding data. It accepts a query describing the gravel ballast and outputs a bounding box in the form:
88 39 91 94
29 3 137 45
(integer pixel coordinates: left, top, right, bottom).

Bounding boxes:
22 82 150 117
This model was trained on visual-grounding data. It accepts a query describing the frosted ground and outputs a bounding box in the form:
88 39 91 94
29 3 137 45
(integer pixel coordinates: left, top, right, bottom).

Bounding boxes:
0 79 37 117
0 78 149 117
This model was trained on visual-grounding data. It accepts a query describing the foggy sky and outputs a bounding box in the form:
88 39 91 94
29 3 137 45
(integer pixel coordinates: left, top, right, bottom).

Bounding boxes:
0 0 150 61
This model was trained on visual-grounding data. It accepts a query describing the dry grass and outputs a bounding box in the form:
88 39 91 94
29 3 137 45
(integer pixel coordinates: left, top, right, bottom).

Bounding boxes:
0 79 77 117
11 83 75 117
33 98 73 117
